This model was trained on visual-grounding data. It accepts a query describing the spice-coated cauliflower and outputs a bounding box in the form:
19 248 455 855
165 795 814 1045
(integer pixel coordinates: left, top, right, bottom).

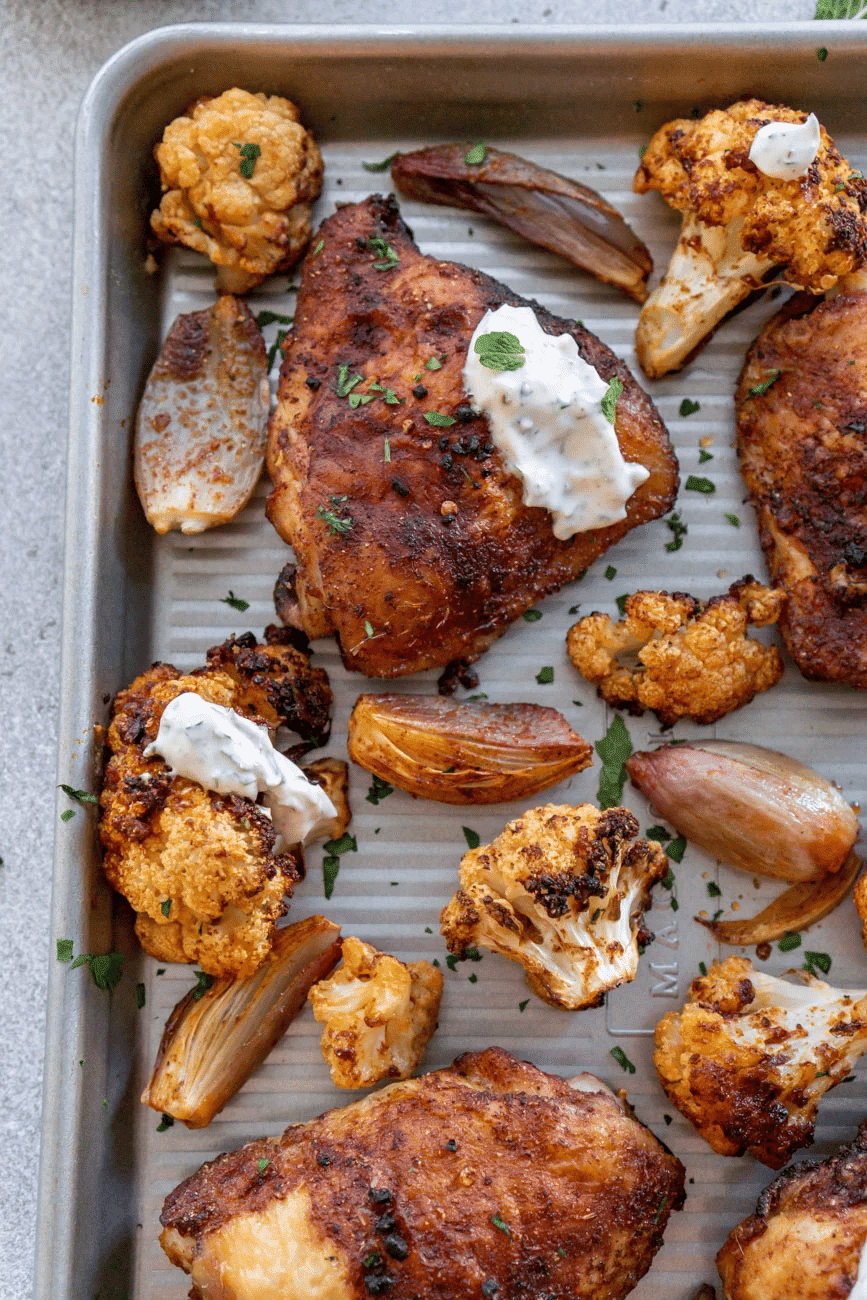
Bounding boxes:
439 804 667 1011
654 956 867 1169
100 629 335 979
567 578 784 728
633 99 867 377
150 88 324 294
307 937 443 1088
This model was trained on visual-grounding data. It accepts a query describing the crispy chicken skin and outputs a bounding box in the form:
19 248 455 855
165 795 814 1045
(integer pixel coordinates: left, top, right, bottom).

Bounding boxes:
160 1046 685 1300
266 195 678 678
99 627 333 978
717 1120 867 1300
736 290 867 687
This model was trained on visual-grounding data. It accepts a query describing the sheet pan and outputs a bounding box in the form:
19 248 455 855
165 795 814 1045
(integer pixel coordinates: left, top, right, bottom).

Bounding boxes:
40 21 867 1300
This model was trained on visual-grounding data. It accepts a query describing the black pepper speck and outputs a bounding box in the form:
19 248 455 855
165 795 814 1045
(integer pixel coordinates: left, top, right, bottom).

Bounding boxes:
456 404 474 422
375 1213 396 1233
413 384 427 399
438 435 450 450
445 1139 458 1152
316 1153 332 1166
440 454 453 470
369 1187 392 1205
364 1276 393 1295
384 1234 409 1261
482 1281 500 1297
305 377 321 390
391 478 410 497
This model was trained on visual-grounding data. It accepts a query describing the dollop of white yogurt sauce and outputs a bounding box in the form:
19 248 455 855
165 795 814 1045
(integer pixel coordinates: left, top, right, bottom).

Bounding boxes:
748 112 820 180
462 304 649 539
144 692 336 846
850 1237 867 1300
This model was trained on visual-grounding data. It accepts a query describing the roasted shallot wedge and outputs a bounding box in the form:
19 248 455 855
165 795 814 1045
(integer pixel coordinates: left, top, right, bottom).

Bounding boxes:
700 851 863 946
391 144 652 303
627 741 858 884
347 695 593 805
134 296 270 534
142 915 341 1128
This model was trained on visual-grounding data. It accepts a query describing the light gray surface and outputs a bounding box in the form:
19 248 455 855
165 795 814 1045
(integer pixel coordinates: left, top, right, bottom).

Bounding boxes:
0 0 832 1295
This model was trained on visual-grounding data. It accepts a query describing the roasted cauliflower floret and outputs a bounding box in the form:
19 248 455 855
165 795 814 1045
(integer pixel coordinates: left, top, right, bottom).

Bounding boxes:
150 88 324 294
440 804 667 1011
634 98 867 377
307 937 443 1088
100 628 335 979
567 578 784 728
655 955 867 1169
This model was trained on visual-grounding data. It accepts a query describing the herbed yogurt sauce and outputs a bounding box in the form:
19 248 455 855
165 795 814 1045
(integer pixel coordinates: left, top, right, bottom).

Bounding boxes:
145 692 336 846
748 112 821 180
462 304 649 539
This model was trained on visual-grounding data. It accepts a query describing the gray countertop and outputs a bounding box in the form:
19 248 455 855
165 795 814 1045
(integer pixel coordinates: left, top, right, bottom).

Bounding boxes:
0 0 827 1294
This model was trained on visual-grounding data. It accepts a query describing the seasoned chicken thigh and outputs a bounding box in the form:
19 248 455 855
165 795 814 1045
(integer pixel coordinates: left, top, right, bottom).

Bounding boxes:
160 1047 685 1300
266 195 677 678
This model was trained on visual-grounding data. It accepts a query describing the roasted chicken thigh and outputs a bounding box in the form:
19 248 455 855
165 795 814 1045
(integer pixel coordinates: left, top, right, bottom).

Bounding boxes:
266 195 678 678
160 1046 685 1300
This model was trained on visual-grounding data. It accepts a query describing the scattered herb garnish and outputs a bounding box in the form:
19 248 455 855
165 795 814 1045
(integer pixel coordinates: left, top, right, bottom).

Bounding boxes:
135 982 146 1010
69 950 125 993
157 1113 174 1132
425 356 443 371
601 376 624 425
633 98 644 112
323 832 358 900
817 45 829 60
670 897 680 911
362 151 399 172
595 714 632 810
232 141 261 178
56 938 74 962
366 236 400 270
312 239 324 257
698 448 713 463
679 398 701 417
519 999 529 1012
610 1046 636 1074
725 513 741 527
615 593 629 615
652 1196 668 1224
364 619 375 638
161 898 172 918
257 1158 271 1173
778 931 802 952
445 954 459 972
424 410 457 428
60 809 76 822
523 609 542 622
463 827 481 849
699 961 708 976
663 1114 673 1126
317 496 353 535
348 391 375 409
664 512 687 552
192 970 214 1001
490 1213 512 1238
60 784 97 805
222 590 249 612
748 369 781 398
685 475 715 494
465 142 487 166
366 774 394 805
645 826 671 843
666 837 687 863
474 330 525 372
267 328 288 370
469 692 489 701
336 364 363 397
803 950 832 976
535 666 554 684
384 437 391 462
255 310 294 329
707 881 722 897
661 867 675 891
605 565 617 580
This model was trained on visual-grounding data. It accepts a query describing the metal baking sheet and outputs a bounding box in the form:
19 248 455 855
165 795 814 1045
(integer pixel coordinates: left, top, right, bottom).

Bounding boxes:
41 22 867 1300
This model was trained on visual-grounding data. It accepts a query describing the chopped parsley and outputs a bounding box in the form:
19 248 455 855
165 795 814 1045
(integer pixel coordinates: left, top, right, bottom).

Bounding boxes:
616 593 629 615
670 897 680 911
425 356 443 371
366 236 400 270
384 437 391 462
312 239 324 257
364 619 375 638
59 785 97 805
60 809 76 822
663 1114 673 1126
595 714 632 810
645 826 671 843
604 565 617 580
661 867 675 891
666 836 687 863
323 832 358 900
161 898 172 918
698 448 713 463
156 1113 174 1132
336 364 364 397
468 973 478 983
685 475 715 494
633 99 644 112
424 410 457 427
348 391 375 409
679 398 701 417
254 310 294 329
600 376 624 425
366 774 394 805
490 1213 512 1238
135 982 146 1010
804 950 832 976
362 151 399 172
192 970 214 1001
69 950 125 993
474 330 525 372
232 141 261 178
748 369 782 398
518 999 529 1012
317 496 353 535
257 1158 271 1173
465 142 487 165
610 1046 636 1074
778 931 802 952
523 609 542 621
222 590 249 612
699 961 708 976
725 513 741 527
817 45 829 61
445 954 459 972
535 666 554 684
462 826 481 849
664 512 687 552
707 881 722 897
469 692 489 701
267 328 288 370
56 938 74 962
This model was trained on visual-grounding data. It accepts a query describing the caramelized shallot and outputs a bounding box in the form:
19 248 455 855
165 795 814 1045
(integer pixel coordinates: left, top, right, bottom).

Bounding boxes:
700 851 862 946
391 145 653 303
626 741 858 884
142 915 341 1128
347 695 593 805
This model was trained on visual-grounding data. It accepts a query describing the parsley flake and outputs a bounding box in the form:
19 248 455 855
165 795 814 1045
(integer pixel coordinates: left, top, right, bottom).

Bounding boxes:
257 1158 270 1173
424 410 457 427
366 236 400 271
519 999 529 1012
817 45 829 60
60 809 76 822
69 951 125 993
474 330 525 372
748 369 782 398
60 784 97 805
664 512 687 552
707 881 722 897
679 398 701 417
384 437 391 462
425 356 443 371
56 938 74 963
222 590 249 612
615 594 629 615
804 950 832 975
490 1213 512 1238
698 448 713 463
600 376 624 425
445 954 459 972
232 141 261 178
348 391 374 409
336 364 363 397
535 666 554 684
135 982 146 1010
323 833 358 900
605 565 617 580
685 475 715 494
778 931 802 952
362 151 399 172
610 1046 636 1074
523 609 542 621
255 310 294 329
465 141 487 165
645 826 671 843
366 774 394 805
595 714 632 810
192 970 214 1000
317 496 353 535
462 826 481 849
666 836 687 863
312 239 324 257
661 867 675 891
364 619 375 638
699 961 708 976
156 1113 174 1132
725 512 741 527
161 898 172 918
266 328 288 370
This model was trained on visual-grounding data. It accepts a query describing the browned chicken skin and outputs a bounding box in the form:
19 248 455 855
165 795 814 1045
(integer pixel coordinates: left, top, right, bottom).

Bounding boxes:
160 1046 685 1300
736 289 867 687
717 1120 867 1299
266 195 678 678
